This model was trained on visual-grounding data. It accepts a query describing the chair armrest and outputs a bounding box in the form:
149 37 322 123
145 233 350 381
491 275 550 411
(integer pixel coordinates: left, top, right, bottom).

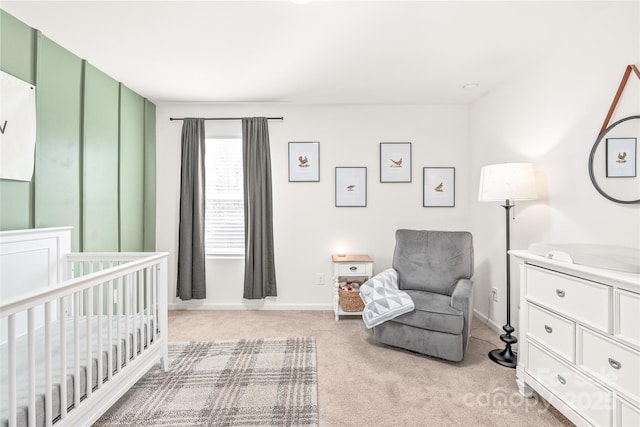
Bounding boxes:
451 278 473 310
450 278 474 354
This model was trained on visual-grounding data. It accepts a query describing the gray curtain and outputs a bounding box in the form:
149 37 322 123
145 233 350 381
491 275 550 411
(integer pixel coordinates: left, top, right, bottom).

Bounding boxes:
177 118 206 300
242 117 277 299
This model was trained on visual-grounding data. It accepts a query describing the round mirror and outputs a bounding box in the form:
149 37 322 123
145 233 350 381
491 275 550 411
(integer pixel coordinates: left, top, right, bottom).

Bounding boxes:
588 115 640 204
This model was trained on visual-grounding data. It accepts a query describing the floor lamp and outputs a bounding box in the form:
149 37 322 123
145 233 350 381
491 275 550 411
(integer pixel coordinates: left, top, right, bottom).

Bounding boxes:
478 162 537 368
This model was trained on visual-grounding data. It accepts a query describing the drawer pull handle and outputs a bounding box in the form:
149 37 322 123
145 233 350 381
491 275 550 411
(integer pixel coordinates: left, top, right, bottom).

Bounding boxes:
349 266 358 271
557 374 566 385
544 325 553 334
608 358 622 370
555 289 565 298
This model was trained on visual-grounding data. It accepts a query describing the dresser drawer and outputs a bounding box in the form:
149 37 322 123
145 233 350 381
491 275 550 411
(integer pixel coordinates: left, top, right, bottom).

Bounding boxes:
336 262 371 275
616 397 640 427
615 289 640 349
527 342 612 427
524 266 611 333
578 326 640 402
527 303 575 363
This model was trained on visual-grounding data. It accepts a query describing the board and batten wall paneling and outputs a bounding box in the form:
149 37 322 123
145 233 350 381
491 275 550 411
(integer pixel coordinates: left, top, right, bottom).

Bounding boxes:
0 10 156 252
0 10 36 230
119 85 146 252
144 100 157 252
34 33 83 251
82 62 120 251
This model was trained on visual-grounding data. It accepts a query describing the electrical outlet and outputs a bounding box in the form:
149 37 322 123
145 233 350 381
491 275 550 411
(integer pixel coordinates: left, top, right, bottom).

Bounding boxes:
490 287 498 302
316 273 325 285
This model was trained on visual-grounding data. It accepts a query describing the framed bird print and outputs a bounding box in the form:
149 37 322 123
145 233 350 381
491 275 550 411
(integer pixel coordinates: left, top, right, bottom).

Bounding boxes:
380 142 411 182
606 138 636 177
289 142 320 182
336 167 367 207
423 167 455 207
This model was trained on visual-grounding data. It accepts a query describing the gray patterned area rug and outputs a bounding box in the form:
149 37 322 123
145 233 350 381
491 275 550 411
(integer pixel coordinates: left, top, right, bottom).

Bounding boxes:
94 337 318 426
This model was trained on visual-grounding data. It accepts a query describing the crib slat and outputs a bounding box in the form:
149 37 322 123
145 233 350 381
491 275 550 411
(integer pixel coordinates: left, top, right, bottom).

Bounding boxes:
138 270 143 350
132 272 138 360
117 276 123 371
45 302 52 427
86 287 93 400
74 292 81 409
145 267 151 347
97 282 103 389
27 308 35 427
151 265 157 343
125 274 131 365
7 314 16 427
59 296 67 420
107 280 113 381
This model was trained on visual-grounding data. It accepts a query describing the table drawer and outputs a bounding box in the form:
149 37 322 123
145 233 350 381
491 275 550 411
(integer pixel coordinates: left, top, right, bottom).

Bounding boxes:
527 303 575 363
336 262 370 275
527 342 612 427
578 326 640 402
525 265 611 333
615 289 640 349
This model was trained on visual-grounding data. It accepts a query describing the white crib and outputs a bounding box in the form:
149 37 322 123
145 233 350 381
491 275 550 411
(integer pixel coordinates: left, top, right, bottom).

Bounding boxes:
0 227 169 427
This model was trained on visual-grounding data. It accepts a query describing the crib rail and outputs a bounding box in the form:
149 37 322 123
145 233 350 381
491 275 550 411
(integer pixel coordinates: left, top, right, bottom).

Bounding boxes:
0 252 168 427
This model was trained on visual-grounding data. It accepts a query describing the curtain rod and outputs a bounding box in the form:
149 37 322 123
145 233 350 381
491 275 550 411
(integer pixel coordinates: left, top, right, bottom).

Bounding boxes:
170 117 283 121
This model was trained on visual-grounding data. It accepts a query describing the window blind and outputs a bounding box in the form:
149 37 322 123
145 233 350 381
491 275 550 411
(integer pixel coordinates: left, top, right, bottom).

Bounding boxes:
204 138 244 256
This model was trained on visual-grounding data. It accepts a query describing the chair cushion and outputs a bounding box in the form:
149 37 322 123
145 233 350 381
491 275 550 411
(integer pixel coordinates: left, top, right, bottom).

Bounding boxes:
388 290 464 335
393 229 473 295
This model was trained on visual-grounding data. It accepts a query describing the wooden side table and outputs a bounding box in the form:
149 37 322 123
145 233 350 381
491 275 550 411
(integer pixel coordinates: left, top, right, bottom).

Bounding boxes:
332 254 373 321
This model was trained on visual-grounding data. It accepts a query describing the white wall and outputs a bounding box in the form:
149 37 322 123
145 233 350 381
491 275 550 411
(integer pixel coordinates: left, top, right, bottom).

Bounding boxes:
468 1 640 332
156 104 470 309
156 2 639 325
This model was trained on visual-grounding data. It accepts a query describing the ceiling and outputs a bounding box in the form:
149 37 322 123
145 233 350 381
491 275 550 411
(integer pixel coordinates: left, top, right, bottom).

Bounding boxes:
0 1 616 105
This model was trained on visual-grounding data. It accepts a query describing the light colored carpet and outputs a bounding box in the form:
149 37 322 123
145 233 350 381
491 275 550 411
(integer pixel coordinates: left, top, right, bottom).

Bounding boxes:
94 338 318 426
168 310 573 427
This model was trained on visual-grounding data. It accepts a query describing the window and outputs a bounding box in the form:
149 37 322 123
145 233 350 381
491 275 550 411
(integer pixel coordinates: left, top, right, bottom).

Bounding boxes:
204 138 244 257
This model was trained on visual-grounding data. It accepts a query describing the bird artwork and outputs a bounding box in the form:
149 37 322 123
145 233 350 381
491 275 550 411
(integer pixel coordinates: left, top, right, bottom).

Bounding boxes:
389 158 403 167
434 182 444 192
298 155 310 167
346 184 356 192
617 151 627 163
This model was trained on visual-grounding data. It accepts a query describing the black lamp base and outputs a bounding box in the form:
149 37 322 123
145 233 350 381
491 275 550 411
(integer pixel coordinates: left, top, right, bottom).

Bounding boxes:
489 346 517 368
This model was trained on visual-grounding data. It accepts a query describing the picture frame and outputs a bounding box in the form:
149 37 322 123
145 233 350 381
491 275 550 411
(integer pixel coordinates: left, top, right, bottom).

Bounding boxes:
423 167 455 207
380 142 411 183
288 142 320 182
606 137 636 178
335 167 367 207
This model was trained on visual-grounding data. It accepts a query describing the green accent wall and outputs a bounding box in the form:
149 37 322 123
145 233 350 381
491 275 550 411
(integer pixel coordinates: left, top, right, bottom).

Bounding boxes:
143 100 157 252
34 34 83 250
83 63 120 251
0 11 36 230
119 85 145 252
0 10 156 252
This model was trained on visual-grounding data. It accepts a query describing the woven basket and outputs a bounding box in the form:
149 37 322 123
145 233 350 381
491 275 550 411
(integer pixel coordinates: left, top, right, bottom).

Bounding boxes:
339 288 364 312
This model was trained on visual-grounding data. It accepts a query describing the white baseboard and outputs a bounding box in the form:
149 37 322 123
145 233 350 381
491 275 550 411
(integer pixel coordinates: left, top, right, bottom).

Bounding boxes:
169 302 333 311
473 308 504 335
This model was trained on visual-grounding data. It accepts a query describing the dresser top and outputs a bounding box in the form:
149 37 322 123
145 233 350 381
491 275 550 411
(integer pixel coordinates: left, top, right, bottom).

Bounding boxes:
528 243 640 274
510 249 640 293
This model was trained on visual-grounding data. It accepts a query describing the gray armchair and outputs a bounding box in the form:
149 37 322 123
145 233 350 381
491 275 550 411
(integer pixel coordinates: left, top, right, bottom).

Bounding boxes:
372 229 474 362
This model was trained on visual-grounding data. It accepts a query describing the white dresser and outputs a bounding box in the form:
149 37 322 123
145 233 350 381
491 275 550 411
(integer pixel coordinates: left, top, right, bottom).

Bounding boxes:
511 249 640 427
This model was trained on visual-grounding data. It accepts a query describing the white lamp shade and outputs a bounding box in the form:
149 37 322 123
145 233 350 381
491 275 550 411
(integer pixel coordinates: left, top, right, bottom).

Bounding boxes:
478 162 538 202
